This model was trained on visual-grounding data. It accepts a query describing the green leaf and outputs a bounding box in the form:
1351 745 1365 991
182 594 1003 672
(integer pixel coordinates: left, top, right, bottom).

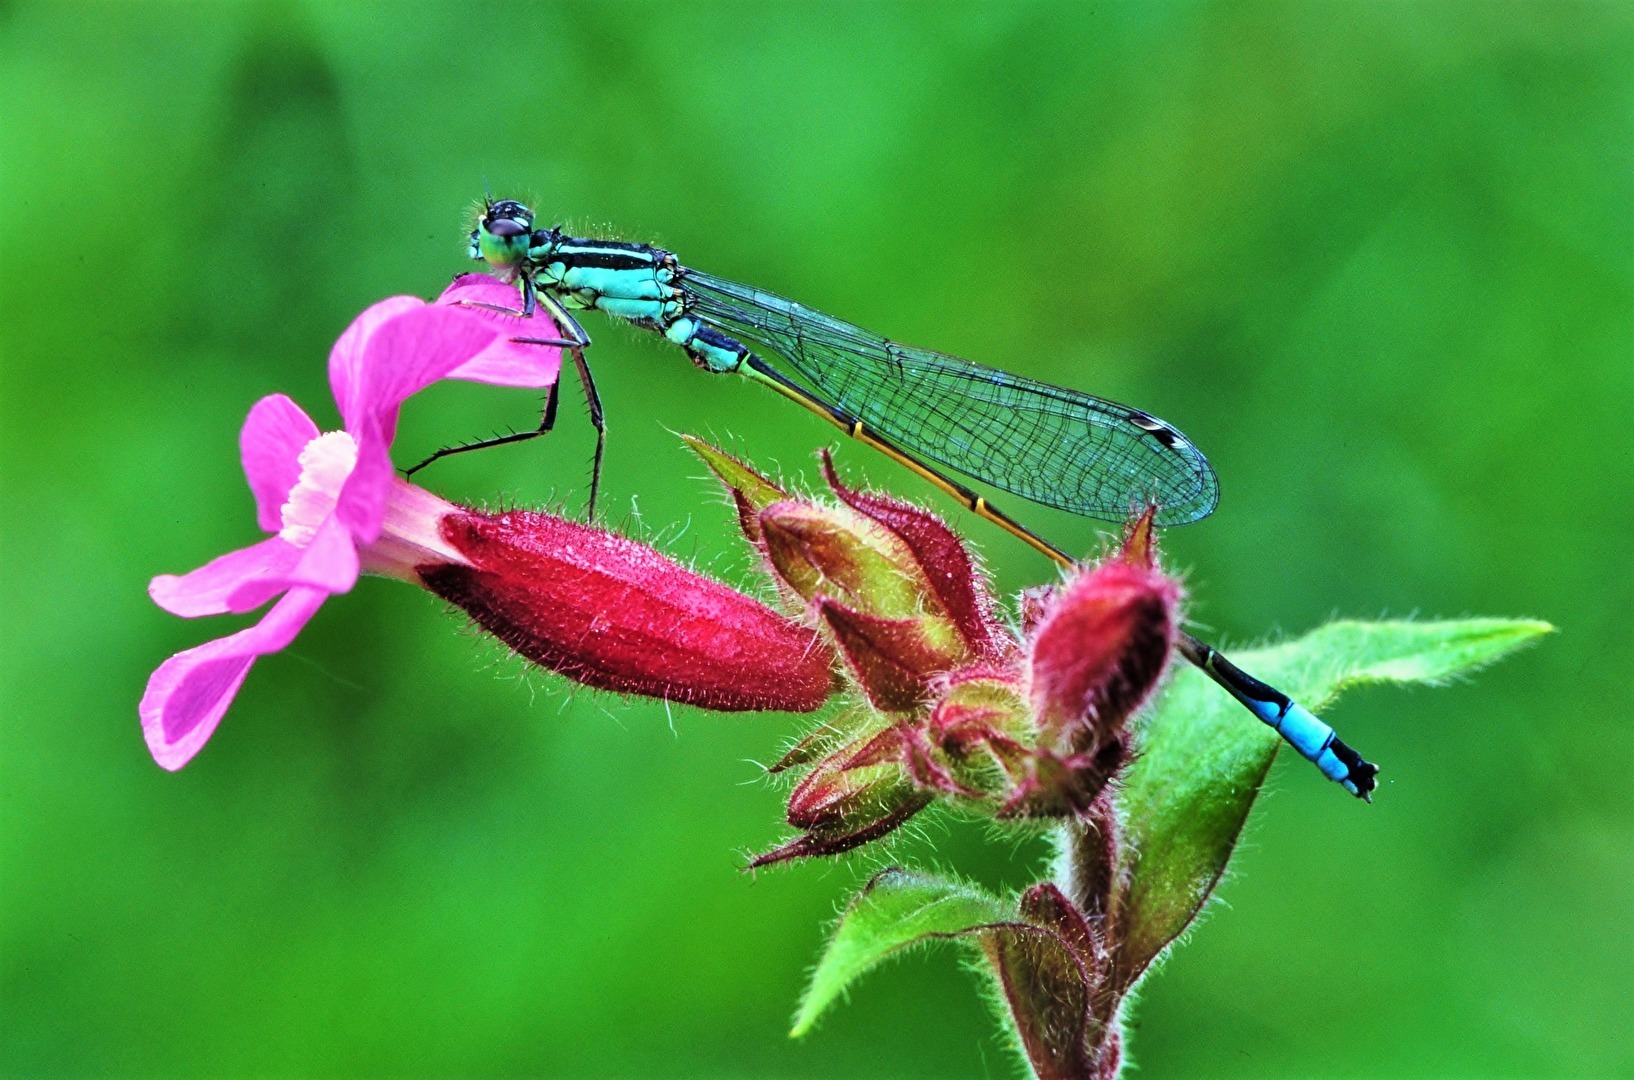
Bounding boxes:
792 867 1012 1037
1112 617 1552 987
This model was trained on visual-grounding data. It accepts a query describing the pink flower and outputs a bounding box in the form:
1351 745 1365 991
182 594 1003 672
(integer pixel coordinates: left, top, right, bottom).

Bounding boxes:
141 275 558 770
142 278 837 770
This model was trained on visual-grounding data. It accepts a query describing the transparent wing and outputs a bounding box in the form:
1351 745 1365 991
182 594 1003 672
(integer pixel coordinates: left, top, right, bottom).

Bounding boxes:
680 270 1219 526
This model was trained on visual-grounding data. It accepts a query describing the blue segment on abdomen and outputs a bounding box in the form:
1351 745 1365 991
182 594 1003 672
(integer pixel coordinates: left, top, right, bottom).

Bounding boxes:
1244 697 1354 786
656 315 744 373
664 317 698 346
687 333 745 373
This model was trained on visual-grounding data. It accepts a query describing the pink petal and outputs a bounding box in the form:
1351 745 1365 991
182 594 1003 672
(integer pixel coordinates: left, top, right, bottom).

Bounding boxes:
437 272 524 312
226 514 361 610
149 537 302 617
349 306 509 440
331 304 500 544
335 413 394 543
241 394 320 533
446 335 564 389
329 296 427 432
289 514 361 594
438 274 563 388
330 307 503 549
152 520 361 618
139 586 328 770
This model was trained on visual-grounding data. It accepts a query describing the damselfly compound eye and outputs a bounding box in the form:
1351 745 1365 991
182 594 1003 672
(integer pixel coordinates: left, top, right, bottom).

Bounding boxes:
483 200 534 236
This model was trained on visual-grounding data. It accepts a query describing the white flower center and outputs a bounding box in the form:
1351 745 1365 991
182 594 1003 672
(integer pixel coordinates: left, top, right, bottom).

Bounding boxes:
279 431 359 546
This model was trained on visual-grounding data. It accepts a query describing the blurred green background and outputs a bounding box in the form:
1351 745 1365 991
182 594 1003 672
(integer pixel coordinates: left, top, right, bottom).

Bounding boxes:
3 2 1629 1076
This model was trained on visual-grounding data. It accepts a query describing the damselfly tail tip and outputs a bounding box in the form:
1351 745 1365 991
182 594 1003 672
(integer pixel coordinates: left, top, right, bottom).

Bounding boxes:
1330 737 1380 801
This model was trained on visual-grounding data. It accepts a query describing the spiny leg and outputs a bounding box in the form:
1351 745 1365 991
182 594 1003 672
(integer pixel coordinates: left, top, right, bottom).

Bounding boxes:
740 353 1378 798
405 378 561 478
405 278 586 479
455 271 538 319
533 290 606 520
567 343 606 519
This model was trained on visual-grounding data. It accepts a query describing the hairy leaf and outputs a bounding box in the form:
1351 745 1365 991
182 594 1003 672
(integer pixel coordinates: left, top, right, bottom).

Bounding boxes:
1112 617 1552 986
792 868 1010 1037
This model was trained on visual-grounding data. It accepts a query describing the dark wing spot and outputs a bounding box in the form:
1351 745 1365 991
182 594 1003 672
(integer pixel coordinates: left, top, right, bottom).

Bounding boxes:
1128 413 1181 448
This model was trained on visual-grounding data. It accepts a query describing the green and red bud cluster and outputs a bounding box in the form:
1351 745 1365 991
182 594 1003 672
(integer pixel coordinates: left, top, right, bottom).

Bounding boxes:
685 439 1180 867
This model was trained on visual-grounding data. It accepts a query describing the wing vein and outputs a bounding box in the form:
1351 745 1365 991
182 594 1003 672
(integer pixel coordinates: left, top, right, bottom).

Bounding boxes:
680 269 1219 525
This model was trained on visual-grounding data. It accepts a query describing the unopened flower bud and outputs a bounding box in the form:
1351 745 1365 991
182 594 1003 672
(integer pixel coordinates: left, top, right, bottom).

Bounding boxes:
1027 509 1179 753
928 670 1031 753
687 439 1012 710
816 598 969 711
819 453 1008 660
758 500 930 617
983 882 1117 1080
995 741 1130 820
681 435 791 547
421 509 837 712
751 724 939 867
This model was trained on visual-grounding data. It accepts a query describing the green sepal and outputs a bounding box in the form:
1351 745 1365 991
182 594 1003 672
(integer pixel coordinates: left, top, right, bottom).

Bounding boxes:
681 434 789 515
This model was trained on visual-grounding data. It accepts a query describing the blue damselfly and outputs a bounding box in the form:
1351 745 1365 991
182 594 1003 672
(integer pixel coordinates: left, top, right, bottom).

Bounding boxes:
431 199 1377 798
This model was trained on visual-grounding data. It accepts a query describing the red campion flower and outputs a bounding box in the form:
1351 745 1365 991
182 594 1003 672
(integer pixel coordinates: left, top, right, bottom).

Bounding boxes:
141 280 834 769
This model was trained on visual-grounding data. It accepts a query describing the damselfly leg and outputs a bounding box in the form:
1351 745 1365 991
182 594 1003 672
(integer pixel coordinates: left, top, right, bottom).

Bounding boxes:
537 290 607 518
405 377 560 478
453 270 539 319
414 282 608 519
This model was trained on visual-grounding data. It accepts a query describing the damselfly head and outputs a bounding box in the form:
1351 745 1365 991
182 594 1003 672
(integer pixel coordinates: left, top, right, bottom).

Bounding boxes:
471 198 536 272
